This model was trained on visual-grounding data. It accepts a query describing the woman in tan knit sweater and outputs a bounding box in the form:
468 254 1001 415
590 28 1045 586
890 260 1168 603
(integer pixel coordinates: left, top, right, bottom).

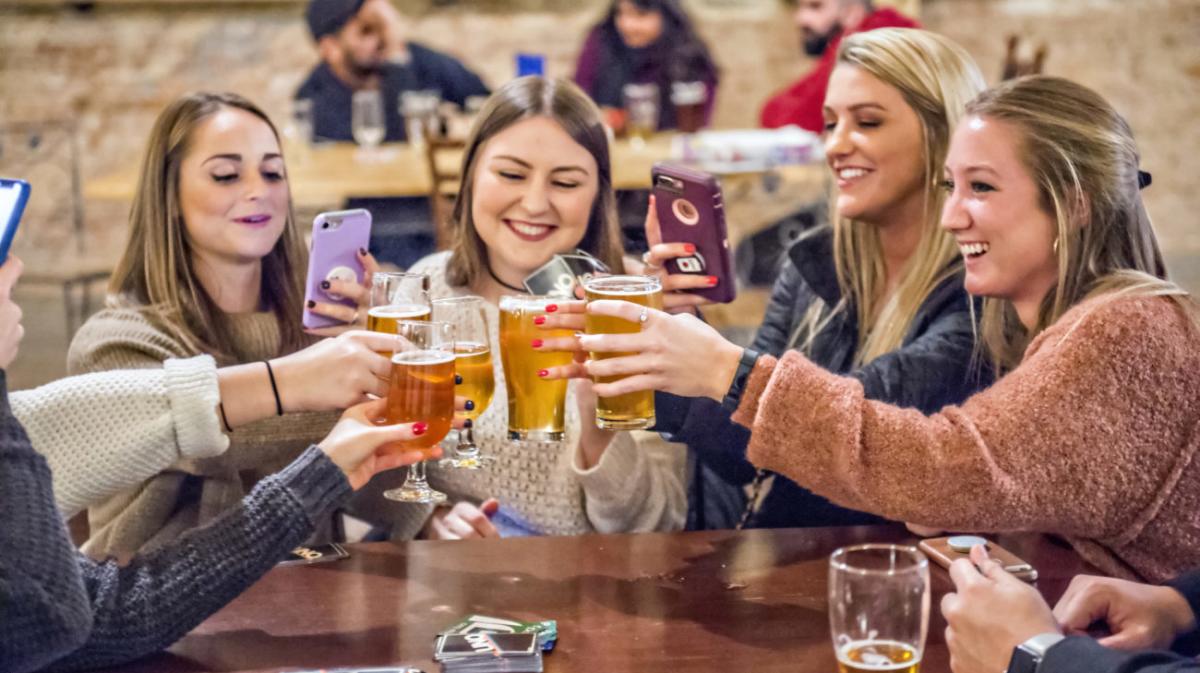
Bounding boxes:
576 76 1199 583
68 93 382 557
350 76 692 540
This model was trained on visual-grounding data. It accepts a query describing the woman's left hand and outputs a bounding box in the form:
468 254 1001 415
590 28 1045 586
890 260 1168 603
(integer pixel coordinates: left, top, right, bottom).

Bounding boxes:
306 249 380 337
575 300 742 402
627 196 715 314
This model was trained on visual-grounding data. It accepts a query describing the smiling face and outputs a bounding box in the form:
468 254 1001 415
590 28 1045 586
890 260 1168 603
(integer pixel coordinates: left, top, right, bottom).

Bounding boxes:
470 115 600 285
823 64 927 227
615 0 665 49
178 107 289 268
941 115 1059 315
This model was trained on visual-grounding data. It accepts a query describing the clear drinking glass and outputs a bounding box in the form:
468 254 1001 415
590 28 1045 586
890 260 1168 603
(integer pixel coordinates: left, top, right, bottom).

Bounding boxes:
433 296 495 469
623 83 660 148
498 295 573 441
351 89 386 150
400 89 441 147
368 272 431 343
583 275 663 430
829 544 930 673
383 320 456 503
292 97 314 145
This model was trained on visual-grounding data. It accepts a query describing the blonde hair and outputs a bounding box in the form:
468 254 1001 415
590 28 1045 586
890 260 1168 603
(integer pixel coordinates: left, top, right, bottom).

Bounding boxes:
966 76 1195 371
801 28 986 365
445 76 626 287
109 92 309 363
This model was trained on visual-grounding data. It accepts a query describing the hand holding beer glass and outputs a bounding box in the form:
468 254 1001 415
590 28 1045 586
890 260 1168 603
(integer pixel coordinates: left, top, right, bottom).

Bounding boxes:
829 544 930 673
583 275 662 430
432 296 495 468
499 296 573 441
383 320 456 503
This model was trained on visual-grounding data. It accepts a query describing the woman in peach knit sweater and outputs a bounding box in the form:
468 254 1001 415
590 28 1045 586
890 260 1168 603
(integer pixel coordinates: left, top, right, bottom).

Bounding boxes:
573 76 1200 583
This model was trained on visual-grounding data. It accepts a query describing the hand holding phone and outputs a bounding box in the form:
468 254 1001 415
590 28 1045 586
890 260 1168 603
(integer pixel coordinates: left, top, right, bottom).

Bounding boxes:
303 209 372 330
0 178 31 263
919 535 1038 582
649 163 735 304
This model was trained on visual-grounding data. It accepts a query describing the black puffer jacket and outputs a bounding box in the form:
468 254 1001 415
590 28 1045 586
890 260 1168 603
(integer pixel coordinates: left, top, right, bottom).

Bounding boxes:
654 226 992 530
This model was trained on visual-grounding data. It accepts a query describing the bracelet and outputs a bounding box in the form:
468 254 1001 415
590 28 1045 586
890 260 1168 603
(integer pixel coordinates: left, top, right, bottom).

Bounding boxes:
721 347 761 413
263 360 283 416
218 402 233 433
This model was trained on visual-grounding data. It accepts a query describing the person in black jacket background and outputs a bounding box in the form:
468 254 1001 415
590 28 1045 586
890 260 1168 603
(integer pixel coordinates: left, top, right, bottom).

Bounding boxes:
646 29 994 530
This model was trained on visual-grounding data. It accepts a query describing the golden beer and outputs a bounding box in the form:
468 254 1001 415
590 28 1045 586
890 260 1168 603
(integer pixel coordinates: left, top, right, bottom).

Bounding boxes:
455 341 494 421
384 349 456 457
367 304 432 334
583 275 663 430
837 640 920 673
499 296 572 441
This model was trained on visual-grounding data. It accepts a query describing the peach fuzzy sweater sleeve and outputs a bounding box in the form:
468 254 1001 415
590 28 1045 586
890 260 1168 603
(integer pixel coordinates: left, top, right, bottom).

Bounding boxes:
733 295 1200 582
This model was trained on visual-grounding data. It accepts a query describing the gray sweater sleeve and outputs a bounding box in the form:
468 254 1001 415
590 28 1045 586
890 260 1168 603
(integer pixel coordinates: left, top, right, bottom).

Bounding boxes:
43 446 351 672
0 373 93 673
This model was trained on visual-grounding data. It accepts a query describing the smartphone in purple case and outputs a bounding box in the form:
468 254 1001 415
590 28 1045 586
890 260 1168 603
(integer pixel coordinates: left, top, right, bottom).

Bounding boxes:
651 162 736 304
302 209 372 330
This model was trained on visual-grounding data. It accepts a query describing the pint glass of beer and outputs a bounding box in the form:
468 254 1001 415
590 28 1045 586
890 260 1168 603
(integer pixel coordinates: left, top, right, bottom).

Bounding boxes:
382 320 456 504
583 275 663 430
499 295 572 441
829 544 929 673
368 272 431 343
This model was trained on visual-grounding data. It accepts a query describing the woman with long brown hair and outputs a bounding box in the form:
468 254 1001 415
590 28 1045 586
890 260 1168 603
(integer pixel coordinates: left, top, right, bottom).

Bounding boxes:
578 75 1200 583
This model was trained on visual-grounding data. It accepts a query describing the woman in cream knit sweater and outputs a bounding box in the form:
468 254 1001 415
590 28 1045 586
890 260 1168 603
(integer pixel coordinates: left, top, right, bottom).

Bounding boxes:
575 77 1200 583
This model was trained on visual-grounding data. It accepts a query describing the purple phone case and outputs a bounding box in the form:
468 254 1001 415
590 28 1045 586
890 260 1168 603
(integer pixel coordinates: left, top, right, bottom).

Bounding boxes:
302 209 372 330
651 162 736 303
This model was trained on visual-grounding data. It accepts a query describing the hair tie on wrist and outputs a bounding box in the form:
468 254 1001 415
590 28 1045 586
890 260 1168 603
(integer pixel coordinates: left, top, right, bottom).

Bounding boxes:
1138 170 1152 190
218 402 233 433
264 360 283 416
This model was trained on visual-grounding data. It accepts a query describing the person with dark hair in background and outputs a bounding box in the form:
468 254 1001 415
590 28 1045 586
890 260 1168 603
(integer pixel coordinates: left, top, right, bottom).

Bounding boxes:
574 0 720 131
761 0 917 133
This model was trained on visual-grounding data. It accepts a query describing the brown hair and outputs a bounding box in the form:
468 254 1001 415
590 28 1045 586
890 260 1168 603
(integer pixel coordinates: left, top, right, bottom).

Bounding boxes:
445 76 626 287
108 91 308 363
966 76 1194 371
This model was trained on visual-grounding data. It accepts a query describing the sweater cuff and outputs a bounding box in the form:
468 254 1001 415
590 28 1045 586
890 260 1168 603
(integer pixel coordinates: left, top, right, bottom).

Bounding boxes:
273 445 352 527
1166 570 1200 633
573 431 641 495
164 355 227 460
730 354 778 429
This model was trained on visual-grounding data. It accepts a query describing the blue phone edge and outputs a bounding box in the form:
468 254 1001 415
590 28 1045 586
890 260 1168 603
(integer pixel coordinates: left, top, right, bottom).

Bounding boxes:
0 178 32 263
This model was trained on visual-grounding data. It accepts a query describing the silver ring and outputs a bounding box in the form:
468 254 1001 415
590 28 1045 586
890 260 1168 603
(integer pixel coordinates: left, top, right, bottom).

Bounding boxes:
638 307 649 324
641 250 662 271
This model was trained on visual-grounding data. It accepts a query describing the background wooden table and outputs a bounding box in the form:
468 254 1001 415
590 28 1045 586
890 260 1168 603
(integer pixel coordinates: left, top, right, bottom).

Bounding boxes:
94 525 1090 673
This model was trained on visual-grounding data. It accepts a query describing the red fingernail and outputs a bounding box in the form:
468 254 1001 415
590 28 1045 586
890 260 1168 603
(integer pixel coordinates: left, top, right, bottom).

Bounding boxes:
306 300 316 308
685 244 697 254
531 339 543 348
412 422 427 435
546 304 558 313
538 369 549 377
533 316 546 325
707 276 719 286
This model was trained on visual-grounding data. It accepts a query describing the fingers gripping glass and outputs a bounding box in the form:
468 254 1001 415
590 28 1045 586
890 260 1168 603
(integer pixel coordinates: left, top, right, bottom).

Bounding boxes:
433 296 495 469
383 320 456 504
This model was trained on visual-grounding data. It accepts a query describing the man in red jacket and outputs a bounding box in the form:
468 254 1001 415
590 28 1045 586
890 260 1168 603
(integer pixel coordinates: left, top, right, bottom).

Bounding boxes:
760 0 918 132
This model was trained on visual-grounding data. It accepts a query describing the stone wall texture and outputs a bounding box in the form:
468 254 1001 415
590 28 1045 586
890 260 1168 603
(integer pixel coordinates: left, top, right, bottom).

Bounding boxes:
0 0 1197 272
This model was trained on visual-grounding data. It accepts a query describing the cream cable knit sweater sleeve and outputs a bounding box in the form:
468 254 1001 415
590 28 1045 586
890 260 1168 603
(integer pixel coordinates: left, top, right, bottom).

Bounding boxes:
12 355 226 518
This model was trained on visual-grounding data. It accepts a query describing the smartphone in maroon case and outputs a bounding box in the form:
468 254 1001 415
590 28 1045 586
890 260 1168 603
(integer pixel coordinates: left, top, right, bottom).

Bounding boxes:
302 209 372 330
651 162 736 304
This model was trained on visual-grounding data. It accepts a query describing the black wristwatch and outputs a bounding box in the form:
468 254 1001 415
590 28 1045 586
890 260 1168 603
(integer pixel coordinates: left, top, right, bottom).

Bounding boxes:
721 347 761 413
1006 633 1066 673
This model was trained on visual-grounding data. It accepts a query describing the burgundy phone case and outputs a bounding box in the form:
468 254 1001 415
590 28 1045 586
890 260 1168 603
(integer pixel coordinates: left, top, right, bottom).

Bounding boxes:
302 209 372 330
651 162 736 304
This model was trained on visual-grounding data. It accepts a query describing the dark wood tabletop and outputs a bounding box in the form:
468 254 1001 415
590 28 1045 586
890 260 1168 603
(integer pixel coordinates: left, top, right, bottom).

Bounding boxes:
96 525 1091 673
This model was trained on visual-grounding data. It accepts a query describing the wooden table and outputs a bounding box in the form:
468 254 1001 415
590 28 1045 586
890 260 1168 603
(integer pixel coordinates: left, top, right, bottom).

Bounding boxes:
95 526 1090 673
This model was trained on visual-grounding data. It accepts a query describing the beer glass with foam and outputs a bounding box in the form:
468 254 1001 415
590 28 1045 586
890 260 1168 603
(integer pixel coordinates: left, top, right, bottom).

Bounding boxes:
383 320 456 503
499 295 572 441
829 544 930 673
583 275 663 430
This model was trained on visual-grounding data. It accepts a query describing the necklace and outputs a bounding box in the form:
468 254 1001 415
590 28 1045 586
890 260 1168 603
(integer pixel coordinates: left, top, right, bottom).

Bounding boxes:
487 263 526 293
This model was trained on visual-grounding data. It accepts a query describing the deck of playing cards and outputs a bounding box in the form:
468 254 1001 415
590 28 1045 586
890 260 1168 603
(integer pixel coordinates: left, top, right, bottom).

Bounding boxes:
433 632 543 673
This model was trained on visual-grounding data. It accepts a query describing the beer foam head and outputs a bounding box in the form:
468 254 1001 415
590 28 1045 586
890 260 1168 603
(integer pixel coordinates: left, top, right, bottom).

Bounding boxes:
499 296 555 313
369 303 431 319
584 275 661 296
392 349 456 366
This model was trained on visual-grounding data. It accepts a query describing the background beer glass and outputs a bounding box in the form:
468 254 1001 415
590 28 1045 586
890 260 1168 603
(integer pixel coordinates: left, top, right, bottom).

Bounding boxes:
432 296 494 469
622 83 659 147
583 275 663 430
499 295 572 441
369 272 432 347
383 320 456 503
829 544 929 673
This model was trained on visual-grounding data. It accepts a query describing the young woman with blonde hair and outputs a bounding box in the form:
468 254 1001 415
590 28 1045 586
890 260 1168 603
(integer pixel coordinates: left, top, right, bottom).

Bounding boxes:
548 27 992 530
580 75 1200 583
68 92 384 557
